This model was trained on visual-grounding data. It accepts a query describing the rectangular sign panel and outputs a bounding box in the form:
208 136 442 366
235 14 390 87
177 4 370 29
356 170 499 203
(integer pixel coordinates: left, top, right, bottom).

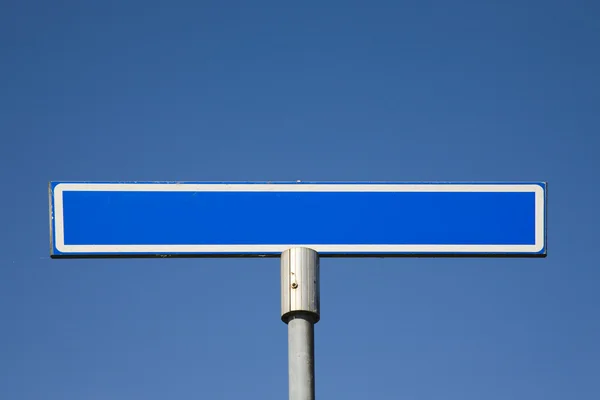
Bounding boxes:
49 182 546 257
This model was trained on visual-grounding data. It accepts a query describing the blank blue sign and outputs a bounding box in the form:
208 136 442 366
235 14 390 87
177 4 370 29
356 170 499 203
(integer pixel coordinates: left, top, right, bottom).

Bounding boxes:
49 182 546 257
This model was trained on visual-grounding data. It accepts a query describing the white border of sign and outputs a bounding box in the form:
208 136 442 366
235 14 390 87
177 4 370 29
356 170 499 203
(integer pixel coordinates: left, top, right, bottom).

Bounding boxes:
51 183 546 255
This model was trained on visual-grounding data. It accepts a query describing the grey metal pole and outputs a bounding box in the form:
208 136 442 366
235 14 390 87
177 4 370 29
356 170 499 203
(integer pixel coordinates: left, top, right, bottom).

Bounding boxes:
281 248 320 400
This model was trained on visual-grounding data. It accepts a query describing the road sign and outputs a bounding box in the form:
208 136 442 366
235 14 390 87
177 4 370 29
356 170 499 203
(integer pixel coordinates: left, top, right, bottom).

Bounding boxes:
49 182 547 257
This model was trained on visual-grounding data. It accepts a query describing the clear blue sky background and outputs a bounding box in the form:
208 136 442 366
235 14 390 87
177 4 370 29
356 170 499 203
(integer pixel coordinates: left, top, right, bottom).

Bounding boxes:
1 1 598 399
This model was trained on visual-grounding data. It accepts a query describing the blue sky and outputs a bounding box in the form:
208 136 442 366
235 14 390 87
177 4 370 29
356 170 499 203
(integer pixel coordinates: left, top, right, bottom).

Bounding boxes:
1 1 599 399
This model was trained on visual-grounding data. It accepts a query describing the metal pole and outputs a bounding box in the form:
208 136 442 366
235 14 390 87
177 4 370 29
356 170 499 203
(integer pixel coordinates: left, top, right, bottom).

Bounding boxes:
281 248 320 400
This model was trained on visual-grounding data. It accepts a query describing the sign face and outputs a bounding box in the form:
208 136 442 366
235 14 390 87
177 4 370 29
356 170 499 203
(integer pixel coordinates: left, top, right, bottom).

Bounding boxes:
49 182 547 258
